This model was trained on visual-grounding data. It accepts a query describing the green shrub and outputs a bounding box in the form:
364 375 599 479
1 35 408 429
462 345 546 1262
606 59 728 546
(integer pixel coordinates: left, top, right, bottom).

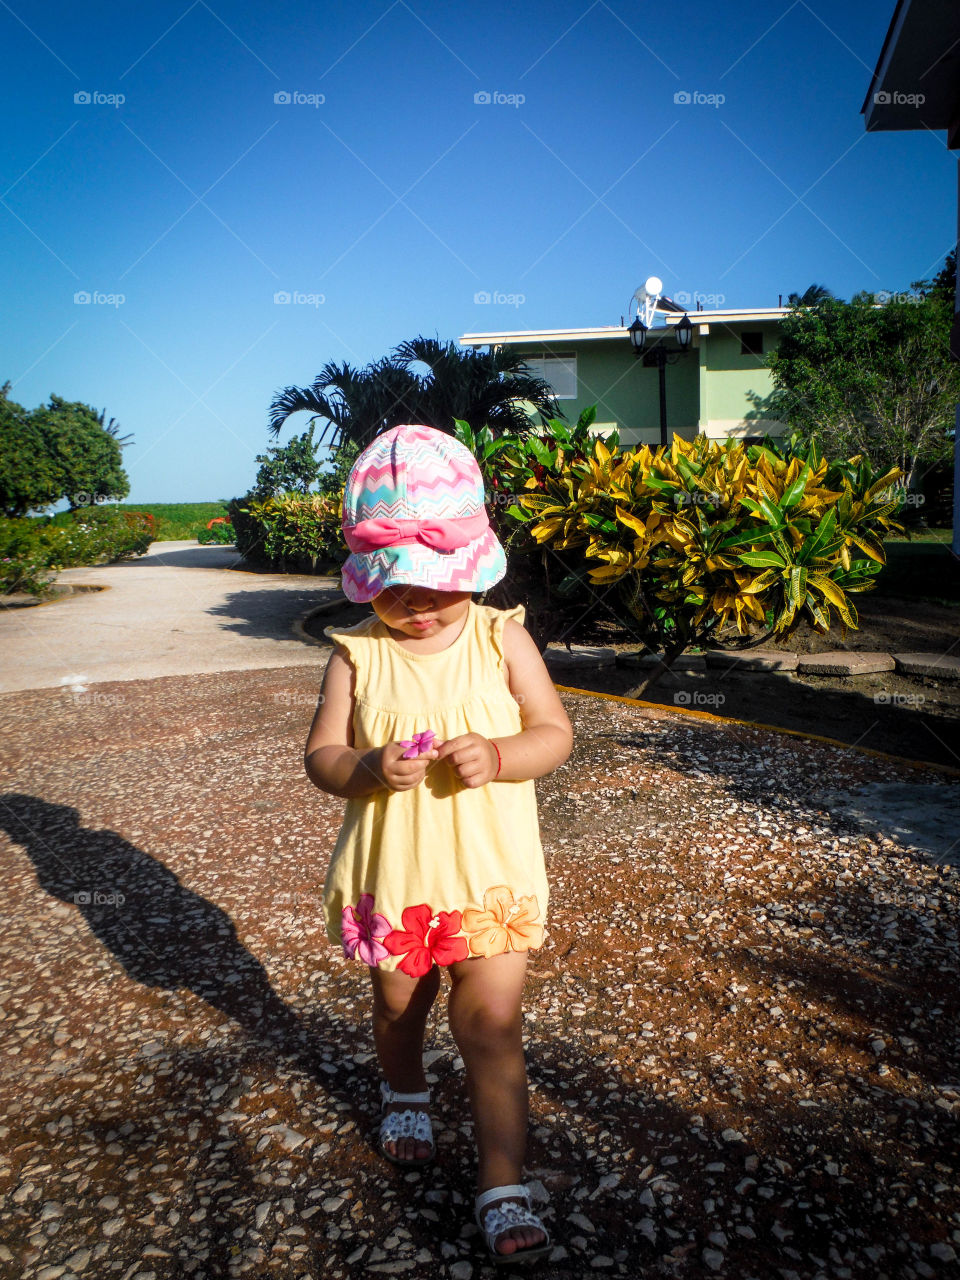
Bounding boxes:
231 492 345 572
42 506 154 567
0 507 155 595
509 429 906 689
0 519 56 595
454 409 616 648
198 518 234 545
227 493 267 562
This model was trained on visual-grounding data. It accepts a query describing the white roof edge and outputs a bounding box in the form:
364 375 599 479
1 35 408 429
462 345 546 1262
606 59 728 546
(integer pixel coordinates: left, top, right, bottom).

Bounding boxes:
459 309 790 344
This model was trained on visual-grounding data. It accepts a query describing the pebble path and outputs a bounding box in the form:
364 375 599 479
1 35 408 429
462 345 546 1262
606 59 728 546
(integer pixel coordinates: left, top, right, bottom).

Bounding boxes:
1 666 958 1279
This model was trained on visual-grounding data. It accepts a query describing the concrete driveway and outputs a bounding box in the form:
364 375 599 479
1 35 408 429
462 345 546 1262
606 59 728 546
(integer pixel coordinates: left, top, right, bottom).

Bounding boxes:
0 541 338 693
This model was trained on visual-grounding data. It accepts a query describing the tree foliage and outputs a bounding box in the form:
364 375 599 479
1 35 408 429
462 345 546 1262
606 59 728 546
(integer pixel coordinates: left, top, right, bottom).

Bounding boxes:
253 424 325 496
267 335 561 449
786 283 835 307
0 384 60 516
0 383 130 516
767 270 957 491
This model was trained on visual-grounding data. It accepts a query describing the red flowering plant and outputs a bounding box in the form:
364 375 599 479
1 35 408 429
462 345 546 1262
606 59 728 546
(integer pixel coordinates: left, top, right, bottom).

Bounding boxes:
198 515 234 545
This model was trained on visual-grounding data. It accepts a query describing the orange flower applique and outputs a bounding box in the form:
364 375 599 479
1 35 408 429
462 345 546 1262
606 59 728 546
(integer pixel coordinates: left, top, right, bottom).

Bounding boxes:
462 885 543 958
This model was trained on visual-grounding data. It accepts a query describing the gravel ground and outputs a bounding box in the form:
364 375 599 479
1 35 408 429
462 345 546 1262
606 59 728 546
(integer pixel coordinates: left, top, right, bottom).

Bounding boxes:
1 667 959 1280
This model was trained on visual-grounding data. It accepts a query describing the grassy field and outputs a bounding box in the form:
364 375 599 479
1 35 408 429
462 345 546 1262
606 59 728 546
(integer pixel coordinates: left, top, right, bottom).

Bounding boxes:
110 502 230 540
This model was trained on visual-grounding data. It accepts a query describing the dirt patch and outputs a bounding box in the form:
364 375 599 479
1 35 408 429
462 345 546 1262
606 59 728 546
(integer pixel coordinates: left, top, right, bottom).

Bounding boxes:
2 669 958 1279
779 591 959 656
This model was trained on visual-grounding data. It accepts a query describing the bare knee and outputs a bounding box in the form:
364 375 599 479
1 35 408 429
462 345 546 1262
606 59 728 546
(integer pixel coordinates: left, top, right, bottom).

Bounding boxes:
451 998 522 1057
371 967 440 1024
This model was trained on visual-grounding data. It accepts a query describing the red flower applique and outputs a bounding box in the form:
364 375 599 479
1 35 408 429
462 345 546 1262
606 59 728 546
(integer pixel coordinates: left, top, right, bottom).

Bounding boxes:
384 904 468 977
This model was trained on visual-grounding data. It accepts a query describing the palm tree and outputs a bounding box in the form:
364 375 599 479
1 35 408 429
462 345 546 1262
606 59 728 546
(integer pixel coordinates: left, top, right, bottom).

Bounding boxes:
268 336 561 447
392 336 561 436
268 357 421 449
786 283 836 307
96 407 133 448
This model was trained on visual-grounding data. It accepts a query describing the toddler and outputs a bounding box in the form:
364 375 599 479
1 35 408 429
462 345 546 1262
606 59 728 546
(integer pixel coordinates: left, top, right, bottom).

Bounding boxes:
305 424 572 1264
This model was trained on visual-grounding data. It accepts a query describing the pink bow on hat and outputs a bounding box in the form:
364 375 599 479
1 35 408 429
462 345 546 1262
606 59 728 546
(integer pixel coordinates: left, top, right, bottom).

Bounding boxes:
343 512 490 555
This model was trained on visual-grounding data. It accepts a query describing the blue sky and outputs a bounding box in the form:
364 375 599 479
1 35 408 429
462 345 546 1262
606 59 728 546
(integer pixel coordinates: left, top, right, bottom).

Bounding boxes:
1 0 955 503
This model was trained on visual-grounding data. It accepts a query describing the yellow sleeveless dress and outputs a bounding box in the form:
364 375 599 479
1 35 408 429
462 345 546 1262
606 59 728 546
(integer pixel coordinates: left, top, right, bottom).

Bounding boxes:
322 602 549 975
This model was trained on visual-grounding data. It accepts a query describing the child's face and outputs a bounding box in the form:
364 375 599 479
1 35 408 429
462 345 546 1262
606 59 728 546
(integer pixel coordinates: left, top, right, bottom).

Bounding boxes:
371 585 471 641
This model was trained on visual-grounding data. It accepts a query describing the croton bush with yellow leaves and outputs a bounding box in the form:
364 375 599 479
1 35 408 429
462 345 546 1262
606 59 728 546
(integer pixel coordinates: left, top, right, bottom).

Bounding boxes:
472 421 904 690
228 490 345 573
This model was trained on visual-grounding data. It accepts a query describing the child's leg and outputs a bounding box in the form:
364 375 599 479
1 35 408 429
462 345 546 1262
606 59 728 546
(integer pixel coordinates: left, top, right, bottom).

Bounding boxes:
370 964 441 1162
447 950 546 1256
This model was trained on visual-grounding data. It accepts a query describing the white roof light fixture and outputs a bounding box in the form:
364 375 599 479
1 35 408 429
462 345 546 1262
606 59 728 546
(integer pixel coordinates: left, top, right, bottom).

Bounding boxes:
626 274 693 447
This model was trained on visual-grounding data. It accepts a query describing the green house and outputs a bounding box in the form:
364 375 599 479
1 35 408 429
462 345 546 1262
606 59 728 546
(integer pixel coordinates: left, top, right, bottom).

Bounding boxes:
459 305 789 447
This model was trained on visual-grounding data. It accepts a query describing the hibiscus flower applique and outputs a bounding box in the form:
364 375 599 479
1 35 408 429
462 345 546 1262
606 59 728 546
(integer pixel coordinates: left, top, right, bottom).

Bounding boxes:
462 885 543 958
384 903 468 977
398 730 436 759
341 893 392 967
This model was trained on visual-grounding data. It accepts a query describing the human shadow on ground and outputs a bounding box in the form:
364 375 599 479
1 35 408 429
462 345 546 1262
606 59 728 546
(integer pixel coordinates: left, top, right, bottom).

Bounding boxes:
565 663 960 769
0 793 368 1112
206 587 342 641
111 545 251 571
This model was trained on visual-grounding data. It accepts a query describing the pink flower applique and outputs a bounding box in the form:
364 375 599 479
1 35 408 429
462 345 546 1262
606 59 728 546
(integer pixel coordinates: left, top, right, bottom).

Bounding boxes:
399 729 436 759
341 893 392 966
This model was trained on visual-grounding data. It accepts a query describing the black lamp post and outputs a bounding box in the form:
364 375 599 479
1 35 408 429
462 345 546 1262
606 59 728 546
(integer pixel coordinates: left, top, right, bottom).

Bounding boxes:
629 313 694 447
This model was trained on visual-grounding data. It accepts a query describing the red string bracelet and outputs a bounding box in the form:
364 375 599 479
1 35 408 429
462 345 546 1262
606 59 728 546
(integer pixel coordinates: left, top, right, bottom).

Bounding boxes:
492 742 502 777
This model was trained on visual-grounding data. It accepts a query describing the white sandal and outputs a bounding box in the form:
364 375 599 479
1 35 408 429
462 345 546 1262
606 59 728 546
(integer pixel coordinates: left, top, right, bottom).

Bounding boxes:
475 1184 551 1266
378 1082 434 1167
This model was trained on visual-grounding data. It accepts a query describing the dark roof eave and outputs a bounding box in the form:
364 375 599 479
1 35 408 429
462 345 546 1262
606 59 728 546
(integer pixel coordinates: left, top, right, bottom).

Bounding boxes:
862 0 960 140
861 0 909 119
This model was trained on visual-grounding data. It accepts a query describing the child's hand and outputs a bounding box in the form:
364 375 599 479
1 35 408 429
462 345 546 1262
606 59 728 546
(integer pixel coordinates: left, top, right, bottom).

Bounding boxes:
435 733 499 789
378 740 440 792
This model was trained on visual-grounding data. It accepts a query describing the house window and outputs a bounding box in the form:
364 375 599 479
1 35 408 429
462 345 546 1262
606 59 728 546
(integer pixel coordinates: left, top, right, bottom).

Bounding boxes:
740 331 764 356
520 353 577 399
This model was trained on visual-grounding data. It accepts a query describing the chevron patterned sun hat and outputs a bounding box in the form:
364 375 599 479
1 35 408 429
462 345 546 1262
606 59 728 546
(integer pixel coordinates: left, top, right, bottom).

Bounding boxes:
339 424 507 603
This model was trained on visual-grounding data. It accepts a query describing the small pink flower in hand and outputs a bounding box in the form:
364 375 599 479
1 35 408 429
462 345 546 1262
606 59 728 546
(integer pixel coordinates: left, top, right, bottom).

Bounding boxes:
398 729 436 759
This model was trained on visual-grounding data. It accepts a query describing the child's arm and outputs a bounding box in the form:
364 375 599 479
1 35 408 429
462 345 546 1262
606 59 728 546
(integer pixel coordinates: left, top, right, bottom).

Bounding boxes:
436 618 573 788
304 650 438 798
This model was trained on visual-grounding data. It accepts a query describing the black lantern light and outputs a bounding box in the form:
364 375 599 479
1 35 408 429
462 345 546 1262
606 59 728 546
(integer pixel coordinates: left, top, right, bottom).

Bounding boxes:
628 315 647 356
626 293 694 447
